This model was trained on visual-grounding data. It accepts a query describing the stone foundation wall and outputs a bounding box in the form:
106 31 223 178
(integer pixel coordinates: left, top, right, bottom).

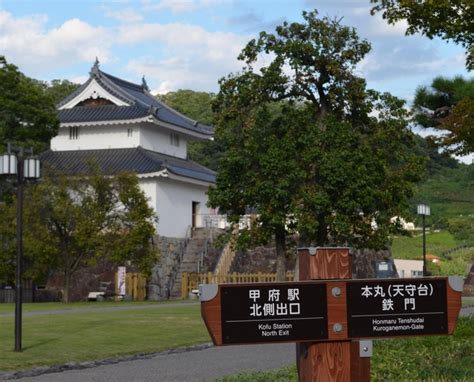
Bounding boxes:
147 236 186 300
231 245 394 280
464 264 474 296
231 245 296 274
351 248 396 279
45 261 118 302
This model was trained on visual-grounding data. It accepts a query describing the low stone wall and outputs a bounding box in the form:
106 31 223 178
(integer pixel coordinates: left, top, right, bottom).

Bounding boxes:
231 245 394 280
231 245 296 274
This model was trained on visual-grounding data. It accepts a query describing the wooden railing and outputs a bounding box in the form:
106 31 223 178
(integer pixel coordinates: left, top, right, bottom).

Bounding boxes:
213 226 239 276
181 271 295 299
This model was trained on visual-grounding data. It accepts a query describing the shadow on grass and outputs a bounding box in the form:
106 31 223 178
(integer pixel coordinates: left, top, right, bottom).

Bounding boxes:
23 337 59 351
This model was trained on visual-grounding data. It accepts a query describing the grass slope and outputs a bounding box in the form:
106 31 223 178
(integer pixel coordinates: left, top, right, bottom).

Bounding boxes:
391 231 460 260
411 164 474 222
391 230 474 276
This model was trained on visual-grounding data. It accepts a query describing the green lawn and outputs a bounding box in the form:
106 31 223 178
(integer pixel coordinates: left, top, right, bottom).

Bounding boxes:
0 301 209 372
0 300 195 314
215 317 474 382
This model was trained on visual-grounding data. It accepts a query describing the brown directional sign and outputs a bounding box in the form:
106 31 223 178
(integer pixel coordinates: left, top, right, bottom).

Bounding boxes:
200 277 462 346
347 278 449 338
221 283 328 344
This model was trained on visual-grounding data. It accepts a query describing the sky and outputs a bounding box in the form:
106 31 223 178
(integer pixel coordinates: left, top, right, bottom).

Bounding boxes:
0 0 472 162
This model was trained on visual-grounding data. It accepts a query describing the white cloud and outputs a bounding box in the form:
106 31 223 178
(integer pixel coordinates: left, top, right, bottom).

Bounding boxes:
153 0 198 13
117 22 246 50
68 75 89 84
118 22 249 91
0 9 248 91
366 14 409 38
0 11 113 77
141 0 224 13
104 7 143 23
357 40 465 84
126 45 241 93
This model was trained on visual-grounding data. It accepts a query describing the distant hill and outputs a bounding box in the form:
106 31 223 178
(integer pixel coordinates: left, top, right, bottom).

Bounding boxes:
409 135 474 226
411 164 474 223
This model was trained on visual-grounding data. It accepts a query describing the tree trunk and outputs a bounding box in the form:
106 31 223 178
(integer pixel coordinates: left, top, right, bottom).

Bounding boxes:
275 226 286 282
63 270 71 303
316 214 327 246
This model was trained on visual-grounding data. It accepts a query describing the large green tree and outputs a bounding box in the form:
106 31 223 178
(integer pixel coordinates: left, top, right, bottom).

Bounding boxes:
209 10 422 280
370 0 473 70
413 76 474 155
0 170 158 302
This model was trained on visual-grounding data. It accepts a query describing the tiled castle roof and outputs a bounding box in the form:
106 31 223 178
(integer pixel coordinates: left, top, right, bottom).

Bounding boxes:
57 64 213 137
40 146 216 184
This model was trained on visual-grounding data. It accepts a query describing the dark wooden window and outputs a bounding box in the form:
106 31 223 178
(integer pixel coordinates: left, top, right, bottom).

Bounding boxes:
170 133 180 147
69 126 79 140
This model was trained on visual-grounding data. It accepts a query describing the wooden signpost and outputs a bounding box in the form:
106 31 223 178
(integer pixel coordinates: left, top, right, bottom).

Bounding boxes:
200 248 463 381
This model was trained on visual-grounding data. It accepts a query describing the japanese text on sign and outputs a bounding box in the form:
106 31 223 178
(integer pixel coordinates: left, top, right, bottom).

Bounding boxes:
360 282 434 312
220 283 328 344
249 288 301 317
346 279 448 338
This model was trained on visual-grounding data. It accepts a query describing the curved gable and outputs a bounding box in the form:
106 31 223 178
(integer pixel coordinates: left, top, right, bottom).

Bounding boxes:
58 78 132 109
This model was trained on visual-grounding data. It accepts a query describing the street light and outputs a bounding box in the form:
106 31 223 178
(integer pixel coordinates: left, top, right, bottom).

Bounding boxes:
417 204 431 277
0 143 41 352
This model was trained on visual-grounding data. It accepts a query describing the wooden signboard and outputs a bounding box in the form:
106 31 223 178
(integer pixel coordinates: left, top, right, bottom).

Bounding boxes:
347 278 451 338
200 247 463 382
200 277 462 345
221 282 327 344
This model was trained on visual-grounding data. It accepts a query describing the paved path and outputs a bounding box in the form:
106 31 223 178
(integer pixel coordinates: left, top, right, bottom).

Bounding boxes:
12 343 295 382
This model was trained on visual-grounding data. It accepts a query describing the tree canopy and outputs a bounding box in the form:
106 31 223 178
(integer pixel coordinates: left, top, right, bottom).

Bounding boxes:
41 79 81 105
0 56 59 153
370 0 473 70
0 169 158 302
209 10 422 279
413 76 474 155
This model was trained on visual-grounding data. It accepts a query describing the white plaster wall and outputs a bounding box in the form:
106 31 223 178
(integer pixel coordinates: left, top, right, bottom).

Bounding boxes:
139 178 158 222
393 259 424 278
154 178 210 238
139 125 187 159
51 125 140 151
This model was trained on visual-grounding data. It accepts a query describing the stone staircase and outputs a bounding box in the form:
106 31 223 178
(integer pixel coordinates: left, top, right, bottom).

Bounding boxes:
170 228 212 298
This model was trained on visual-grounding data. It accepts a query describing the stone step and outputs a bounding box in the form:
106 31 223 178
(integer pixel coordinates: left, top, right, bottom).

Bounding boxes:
169 228 227 298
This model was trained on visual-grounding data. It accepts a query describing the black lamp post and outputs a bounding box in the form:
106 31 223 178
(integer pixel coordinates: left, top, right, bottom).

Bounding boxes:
0 143 41 352
417 203 431 277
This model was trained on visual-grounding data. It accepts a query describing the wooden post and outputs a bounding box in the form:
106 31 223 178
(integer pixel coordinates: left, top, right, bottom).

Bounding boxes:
297 247 370 382
181 272 189 299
